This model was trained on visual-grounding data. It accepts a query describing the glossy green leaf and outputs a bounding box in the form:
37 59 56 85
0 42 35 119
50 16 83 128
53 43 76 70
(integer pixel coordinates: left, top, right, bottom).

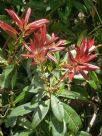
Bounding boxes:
9 102 38 117
50 117 67 136
62 102 82 134
31 99 50 129
58 90 87 100
51 95 64 122
14 86 29 104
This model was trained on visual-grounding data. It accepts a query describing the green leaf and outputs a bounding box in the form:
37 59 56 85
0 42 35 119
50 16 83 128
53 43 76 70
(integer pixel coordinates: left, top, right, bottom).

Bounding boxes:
11 68 17 89
14 89 27 104
62 102 82 134
73 1 87 12
89 71 100 87
14 86 29 104
53 52 60 62
0 65 14 88
14 85 42 104
9 102 38 117
87 80 97 89
0 15 9 21
77 131 90 136
91 72 99 83
6 116 17 127
71 85 89 99
15 131 32 136
50 117 67 136
58 90 87 100
100 126 102 133
51 95 64 122
8 0 23 6
31 99 50 129
0 130 3 136
52 70 60 79
50 76 57 86
83 0 93 11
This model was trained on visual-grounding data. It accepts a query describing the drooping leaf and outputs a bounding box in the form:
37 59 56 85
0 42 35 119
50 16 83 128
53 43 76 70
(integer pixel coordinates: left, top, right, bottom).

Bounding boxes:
50 116 67 136
31 99 50 129
51 95 64 122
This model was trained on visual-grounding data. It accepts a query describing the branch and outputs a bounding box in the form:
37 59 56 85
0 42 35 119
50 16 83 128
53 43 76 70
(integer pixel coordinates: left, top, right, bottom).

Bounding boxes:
86 101 99 132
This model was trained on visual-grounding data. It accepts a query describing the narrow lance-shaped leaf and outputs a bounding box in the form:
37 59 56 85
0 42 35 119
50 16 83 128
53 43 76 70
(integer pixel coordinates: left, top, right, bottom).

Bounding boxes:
5 9 23 29
0 20 18 37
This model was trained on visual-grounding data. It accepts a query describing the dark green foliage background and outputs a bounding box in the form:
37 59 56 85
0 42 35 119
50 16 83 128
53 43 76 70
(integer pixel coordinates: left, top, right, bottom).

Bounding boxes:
0 0 102 136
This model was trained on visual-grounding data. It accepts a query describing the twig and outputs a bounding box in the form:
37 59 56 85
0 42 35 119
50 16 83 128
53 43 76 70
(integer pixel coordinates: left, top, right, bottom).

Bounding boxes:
86 101 99 132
